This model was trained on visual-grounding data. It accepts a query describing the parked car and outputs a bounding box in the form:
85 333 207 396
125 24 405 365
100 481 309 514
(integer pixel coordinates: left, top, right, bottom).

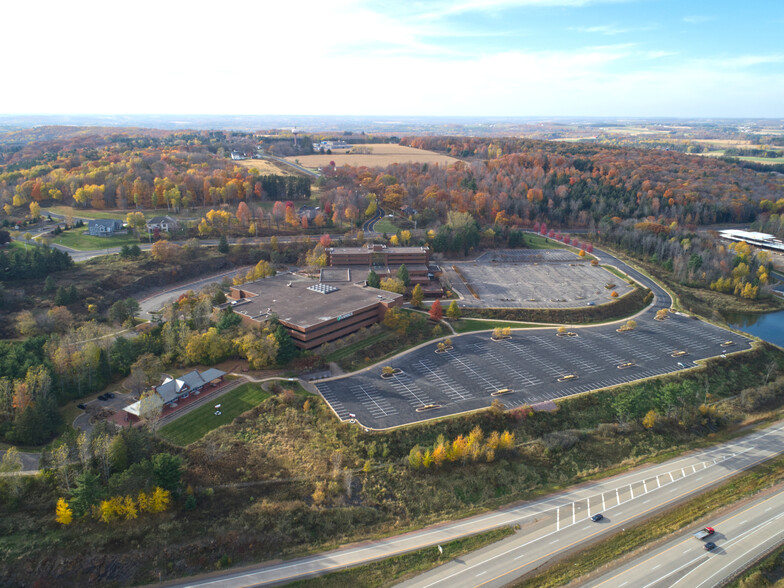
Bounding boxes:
77 404 86 410
97 394 108 401
591 513 604 522
107 392 115 399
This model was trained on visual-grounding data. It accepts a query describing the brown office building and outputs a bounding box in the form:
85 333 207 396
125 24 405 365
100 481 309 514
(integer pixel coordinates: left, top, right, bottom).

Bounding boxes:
222 273 403 350
326 244 433 285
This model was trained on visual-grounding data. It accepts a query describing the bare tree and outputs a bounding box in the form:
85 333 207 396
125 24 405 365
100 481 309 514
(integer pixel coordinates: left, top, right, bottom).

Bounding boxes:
77 431 92 472
52 444 74 492
92 433 112 482
139 390 164 437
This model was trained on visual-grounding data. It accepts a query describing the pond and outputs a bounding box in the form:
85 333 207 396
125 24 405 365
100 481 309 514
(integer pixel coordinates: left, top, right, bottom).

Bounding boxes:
724 309 784 347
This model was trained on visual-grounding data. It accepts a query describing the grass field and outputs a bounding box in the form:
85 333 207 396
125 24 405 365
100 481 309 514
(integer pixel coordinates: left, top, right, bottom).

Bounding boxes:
452 319 540 333
236 159 294 175
159 383 270 446
42 206 127 220
287 144 458 169
52 227 141 251
289 528 514 588
524 234 568 250
372 218 398 234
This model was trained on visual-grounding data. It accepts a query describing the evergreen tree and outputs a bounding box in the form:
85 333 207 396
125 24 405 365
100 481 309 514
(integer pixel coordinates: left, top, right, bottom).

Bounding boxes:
274 324 298 364
44 275 56 293
70 471 102 517
367 269 380 289
152 452 183 493
397 264 410 287
218 234 229 254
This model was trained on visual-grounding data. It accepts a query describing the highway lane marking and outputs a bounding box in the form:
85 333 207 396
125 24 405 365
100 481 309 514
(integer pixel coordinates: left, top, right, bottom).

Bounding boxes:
549 539 559 544
652 564 661 570
467 449 784 588
476 571 486 577
691 526 784 588
589 490 784 588
602 493 606 512
183 426 784 588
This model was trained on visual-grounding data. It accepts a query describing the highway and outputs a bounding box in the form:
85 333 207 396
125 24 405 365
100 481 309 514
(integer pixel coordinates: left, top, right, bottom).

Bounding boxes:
394 423 784 588
167 420 784 588
578 488 784 588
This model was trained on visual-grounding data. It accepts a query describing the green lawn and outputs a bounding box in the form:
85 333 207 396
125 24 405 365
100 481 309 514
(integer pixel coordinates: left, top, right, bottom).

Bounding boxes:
323 331 395 363
52 227 142 251
159 383 270 446
523 234 568 250
372 218 398 234
7 241 36 251
42 206 127 220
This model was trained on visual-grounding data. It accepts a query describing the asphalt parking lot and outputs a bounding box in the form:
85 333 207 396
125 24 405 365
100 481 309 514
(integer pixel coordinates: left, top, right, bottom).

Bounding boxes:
443 252 633 308
315 313 752 430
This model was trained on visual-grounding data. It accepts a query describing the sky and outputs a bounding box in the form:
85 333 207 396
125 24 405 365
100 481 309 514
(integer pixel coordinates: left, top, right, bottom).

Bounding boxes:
2 0 783 118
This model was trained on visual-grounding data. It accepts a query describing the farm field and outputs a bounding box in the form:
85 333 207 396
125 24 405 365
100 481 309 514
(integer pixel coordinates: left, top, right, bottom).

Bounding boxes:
235 159 295 175
286 144 458 168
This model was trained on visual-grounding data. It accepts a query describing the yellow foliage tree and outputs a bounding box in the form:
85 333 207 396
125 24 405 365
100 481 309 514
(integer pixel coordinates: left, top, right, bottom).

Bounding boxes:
99 497 123 523
642 409 657 429
121 496 138 520
55 497 73 525
149 487 171 513
498 431 515 450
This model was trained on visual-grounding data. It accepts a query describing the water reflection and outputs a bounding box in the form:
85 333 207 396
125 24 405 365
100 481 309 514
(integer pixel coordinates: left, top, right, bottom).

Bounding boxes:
723 310 784 347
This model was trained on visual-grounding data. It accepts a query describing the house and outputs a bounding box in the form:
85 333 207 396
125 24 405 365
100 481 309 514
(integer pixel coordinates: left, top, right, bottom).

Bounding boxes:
146 216 180 234
230 151 246 160
401 205 417 217
87 219 123 236
122 368 227 419
298 205 321 221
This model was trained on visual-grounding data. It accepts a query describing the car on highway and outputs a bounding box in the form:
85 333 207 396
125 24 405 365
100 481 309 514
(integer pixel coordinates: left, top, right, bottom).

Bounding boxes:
586 301 595 306
704 541 717 551
591 513 604 522
694 526 715 540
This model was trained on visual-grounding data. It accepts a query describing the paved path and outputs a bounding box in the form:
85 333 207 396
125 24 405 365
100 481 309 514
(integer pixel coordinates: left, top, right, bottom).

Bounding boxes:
165 420 784 588
0 448 40 472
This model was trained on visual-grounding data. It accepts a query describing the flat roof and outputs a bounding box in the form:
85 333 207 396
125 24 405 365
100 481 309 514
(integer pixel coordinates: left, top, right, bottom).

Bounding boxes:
230 273 402 329
328 246 429 255
719 229 777 242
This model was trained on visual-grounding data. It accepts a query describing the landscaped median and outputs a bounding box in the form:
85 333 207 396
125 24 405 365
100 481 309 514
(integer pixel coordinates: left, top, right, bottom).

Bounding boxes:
511 450 784 588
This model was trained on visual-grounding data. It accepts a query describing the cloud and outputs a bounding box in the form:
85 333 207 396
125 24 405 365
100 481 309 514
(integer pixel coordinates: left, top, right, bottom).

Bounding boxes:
683 15 716 24
572 24 631 35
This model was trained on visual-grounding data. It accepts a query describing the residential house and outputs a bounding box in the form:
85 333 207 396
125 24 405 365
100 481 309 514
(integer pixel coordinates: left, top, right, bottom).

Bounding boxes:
87 219 123 236
298 205 321 221
146 216 181 234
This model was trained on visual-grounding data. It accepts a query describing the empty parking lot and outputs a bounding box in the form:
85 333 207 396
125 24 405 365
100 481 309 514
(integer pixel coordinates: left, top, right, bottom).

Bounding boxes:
443 250 634 308
316 313 752 429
